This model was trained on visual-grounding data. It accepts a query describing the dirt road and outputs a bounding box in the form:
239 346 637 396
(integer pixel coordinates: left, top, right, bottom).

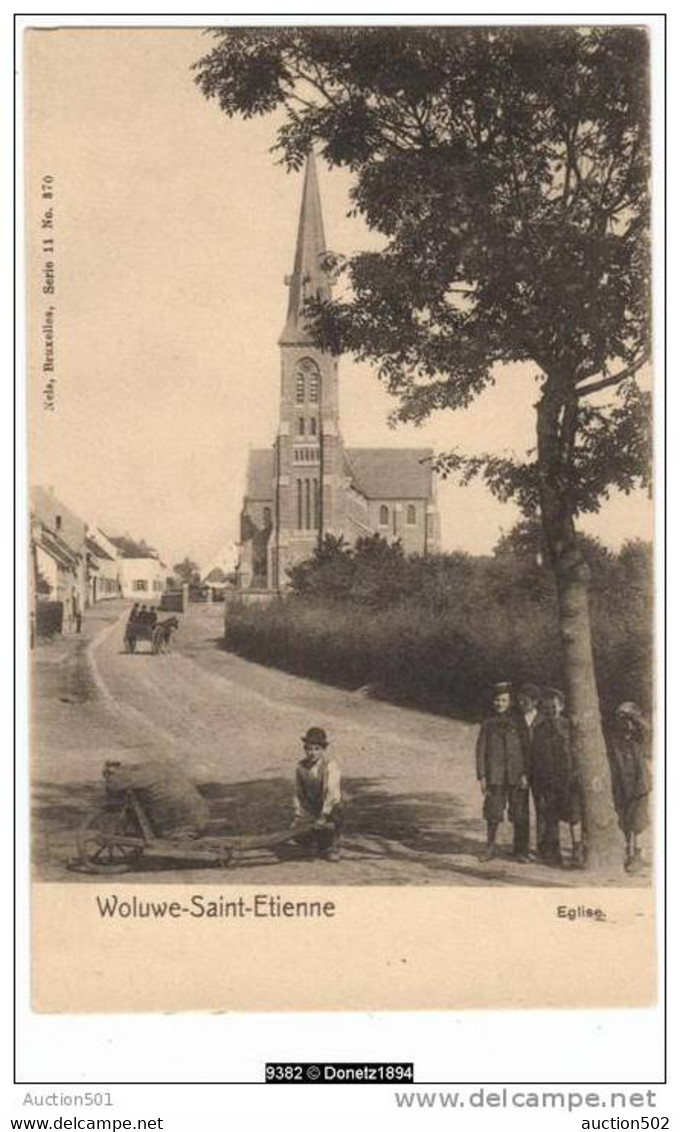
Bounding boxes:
31 601 638 886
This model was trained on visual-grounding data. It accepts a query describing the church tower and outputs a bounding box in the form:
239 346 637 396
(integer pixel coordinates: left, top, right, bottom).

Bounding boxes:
269 154 346 588
237 154 440 591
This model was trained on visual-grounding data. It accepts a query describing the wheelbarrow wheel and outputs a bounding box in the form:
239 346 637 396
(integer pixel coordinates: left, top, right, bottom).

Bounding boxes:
76 806 144 874
208 847 234 869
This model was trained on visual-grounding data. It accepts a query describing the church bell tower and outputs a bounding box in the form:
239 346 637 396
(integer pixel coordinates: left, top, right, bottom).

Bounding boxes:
270 154 345 588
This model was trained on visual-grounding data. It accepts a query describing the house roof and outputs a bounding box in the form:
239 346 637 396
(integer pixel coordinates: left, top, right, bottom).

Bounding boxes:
243 446 433 506
109 535 158 559
244 449 274 501
85 534 115 561
35 526 80 570
204 567 228 583
345 448 434 500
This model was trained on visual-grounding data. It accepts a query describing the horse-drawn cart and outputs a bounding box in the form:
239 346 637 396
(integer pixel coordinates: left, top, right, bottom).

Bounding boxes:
72 760 313 874
124 615 179 654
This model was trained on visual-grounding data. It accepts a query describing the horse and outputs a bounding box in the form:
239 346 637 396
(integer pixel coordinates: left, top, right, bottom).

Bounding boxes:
152 616 179 655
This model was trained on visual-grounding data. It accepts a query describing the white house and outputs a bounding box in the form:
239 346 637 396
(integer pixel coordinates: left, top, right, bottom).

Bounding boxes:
117 555 168 601
85 526 122 602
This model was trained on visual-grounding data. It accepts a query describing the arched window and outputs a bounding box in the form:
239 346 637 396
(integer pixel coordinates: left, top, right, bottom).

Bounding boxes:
406 504 417 525
297 480 303 529
263 506 272 529
309 417 317 436
294 358 321 406
298 417 305 435
379 505 389 526
305 479 311 529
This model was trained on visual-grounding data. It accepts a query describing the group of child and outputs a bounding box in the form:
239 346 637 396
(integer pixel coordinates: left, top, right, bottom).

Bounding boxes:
475 681 651 872
291 687 651 873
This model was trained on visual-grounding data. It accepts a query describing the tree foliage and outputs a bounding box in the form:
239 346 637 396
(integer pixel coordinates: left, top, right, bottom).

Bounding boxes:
288 532 412 608
173 556 201 586
194 26 651 543
227 533 652 718
195 26 653 865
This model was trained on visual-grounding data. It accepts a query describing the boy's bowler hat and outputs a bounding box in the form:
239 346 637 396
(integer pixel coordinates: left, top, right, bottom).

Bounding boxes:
302 726 329 748
491 682 512 695
615 701 642 720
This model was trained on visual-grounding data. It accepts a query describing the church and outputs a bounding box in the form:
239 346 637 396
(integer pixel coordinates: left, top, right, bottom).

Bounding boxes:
237 155 440 591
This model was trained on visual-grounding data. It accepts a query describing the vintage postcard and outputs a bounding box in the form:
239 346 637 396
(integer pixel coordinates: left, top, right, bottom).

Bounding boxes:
25 23 658 1013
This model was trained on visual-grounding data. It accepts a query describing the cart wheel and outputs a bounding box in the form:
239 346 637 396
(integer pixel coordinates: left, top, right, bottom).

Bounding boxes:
76 807 144 874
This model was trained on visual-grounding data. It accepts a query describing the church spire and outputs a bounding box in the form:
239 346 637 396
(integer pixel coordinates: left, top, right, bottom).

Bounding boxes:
279 153 331 345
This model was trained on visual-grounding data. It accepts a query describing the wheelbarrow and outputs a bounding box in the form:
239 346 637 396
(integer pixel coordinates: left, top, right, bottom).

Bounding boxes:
72 783 315 875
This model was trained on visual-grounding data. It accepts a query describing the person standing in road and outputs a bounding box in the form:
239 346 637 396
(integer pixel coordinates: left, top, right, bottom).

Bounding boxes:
532 688 585 868
607 702 652 873
73 589 83 633
475 683 530 863
515 682 542 852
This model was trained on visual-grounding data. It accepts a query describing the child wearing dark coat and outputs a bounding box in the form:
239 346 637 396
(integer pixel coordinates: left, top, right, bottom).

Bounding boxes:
475 683 530 862
531 688 584 868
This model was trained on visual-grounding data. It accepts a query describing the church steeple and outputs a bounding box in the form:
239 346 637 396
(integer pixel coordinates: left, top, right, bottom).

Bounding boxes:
279 153 331 345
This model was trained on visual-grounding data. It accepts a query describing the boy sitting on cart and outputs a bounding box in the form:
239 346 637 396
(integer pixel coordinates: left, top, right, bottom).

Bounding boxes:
292 727 343 862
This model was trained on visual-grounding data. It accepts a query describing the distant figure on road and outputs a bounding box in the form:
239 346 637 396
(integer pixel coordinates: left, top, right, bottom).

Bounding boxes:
292 726 343 861
607 702 652 874
475 682 529 863
72 589 82 634
124 603 140 651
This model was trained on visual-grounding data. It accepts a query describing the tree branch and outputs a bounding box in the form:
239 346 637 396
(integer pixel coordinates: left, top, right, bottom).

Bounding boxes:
576 352 649 398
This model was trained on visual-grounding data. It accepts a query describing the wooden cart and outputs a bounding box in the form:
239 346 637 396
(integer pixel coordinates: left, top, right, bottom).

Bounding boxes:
73 783 314 874
124 616 179 655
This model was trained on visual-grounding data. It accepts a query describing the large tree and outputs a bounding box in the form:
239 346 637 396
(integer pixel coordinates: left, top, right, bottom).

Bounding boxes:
173 557 201 586
194 26 652 867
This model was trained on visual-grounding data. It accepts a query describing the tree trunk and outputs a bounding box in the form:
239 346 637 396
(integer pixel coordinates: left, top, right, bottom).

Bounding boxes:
536 385 623 873
553 549 622 872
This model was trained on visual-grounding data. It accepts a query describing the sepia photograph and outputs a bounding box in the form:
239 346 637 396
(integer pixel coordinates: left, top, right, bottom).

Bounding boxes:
24 22 658 1013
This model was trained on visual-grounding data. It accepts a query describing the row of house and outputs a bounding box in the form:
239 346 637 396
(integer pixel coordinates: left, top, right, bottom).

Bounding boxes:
30 486 168 637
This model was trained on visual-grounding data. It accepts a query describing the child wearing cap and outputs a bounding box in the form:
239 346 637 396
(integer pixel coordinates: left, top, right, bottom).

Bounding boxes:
532 688 585 868
293 726 343 861
607 702 652 873
475 683 530 862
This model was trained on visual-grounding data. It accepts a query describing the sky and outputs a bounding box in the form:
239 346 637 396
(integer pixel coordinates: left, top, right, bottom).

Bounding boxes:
26 27 653 571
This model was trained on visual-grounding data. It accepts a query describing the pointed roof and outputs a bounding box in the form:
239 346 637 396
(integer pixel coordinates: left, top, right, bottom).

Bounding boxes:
279 154 332 345
244 449 274 501
345 448 435 500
